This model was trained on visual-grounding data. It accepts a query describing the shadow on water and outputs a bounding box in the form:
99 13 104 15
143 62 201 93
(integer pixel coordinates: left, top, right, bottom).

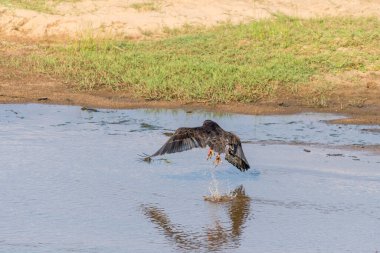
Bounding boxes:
141 185 251 252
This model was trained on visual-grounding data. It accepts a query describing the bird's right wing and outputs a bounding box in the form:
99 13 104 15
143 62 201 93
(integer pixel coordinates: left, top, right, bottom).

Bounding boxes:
151 127 208 156
225 133 250 172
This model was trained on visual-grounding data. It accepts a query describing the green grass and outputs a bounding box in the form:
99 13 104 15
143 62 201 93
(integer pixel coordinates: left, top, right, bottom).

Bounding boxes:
14 16 380 102
0 0 80 13
129 2 160 12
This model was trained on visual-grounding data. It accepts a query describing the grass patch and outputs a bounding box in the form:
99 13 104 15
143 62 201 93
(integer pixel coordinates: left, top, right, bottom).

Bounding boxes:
129 2 160 12
8 16 380 103
0 0 80 13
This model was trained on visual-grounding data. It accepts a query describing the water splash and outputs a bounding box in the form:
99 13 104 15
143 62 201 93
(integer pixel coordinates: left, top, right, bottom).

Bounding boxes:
205 166 237 202
208 167 221 198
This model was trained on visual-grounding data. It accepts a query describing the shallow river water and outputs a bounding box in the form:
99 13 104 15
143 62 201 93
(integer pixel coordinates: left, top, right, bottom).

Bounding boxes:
1 104 379 253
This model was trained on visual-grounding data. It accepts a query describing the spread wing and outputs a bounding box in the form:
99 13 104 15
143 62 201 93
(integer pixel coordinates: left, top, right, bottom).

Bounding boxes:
151 127 208 156
225 133 250 172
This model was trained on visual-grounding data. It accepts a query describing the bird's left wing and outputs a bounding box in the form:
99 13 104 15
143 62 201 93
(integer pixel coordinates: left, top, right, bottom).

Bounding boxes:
151 127 208 156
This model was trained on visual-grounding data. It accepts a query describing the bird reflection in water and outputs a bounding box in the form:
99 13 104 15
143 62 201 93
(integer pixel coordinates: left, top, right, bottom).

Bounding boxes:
142 185 251 252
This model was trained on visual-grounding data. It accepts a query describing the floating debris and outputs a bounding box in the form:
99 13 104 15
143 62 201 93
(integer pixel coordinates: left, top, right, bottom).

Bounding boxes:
81 107 99 112
138 153 170 164
303 149 311 153
362 128 380 134
7 109 18 114
327 153 344 157
140 122 162 130
107 119 130 125
278 102 289 107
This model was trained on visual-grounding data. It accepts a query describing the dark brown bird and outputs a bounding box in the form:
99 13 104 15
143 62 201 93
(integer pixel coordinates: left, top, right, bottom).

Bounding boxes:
151 120 250 171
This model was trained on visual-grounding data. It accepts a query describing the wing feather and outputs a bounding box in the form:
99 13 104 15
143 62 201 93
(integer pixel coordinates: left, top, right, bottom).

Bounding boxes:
151 123 251 172
225 148 250 171
152 127 207 156
225 133 250 171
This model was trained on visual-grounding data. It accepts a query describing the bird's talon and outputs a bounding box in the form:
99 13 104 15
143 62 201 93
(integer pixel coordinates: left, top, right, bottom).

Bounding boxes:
214 154 222 166
207 148 214 160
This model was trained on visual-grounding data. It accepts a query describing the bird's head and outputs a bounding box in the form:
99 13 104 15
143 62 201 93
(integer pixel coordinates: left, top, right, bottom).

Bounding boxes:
202 120 221 129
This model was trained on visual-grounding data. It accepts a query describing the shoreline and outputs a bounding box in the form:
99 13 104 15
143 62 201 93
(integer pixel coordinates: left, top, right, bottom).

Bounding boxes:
1 81 379 125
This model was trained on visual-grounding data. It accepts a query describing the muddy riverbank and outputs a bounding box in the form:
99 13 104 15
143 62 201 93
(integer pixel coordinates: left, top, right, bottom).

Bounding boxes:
0 74 379 125
1 0 379 125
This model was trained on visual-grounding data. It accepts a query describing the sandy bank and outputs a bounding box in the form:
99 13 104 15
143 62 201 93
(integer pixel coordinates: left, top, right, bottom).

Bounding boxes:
1 0 380 40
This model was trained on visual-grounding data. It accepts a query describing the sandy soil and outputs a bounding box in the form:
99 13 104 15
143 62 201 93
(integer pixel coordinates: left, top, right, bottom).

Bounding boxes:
0 0 380 39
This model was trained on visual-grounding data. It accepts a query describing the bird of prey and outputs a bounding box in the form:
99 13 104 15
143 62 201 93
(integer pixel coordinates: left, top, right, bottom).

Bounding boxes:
150 120 250 171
